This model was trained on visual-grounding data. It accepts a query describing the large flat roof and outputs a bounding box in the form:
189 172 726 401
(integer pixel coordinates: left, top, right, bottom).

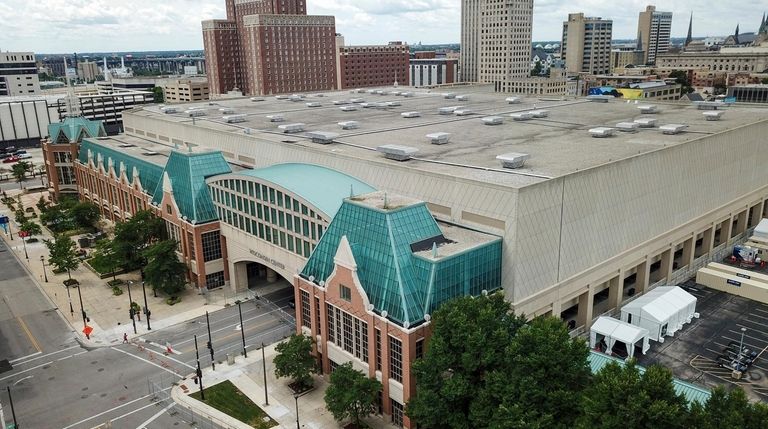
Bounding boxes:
128 86 768 188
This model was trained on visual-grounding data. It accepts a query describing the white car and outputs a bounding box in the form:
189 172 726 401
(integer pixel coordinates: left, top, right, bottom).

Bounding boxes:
17 153 31 159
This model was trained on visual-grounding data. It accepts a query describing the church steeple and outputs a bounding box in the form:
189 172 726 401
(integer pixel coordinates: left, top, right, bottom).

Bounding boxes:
760 12 767 34
685 13 693 46
735 23 740 44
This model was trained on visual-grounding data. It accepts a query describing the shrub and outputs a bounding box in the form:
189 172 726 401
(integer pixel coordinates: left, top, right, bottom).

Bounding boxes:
112 286 123 296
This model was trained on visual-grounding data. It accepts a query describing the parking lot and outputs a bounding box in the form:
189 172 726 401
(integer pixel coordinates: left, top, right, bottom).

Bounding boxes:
636 280 768 400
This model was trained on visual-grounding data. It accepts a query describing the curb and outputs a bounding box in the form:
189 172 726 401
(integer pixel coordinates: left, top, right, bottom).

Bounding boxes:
171 379 255 429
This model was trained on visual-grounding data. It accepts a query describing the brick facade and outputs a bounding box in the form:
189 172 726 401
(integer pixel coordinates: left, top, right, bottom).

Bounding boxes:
337 42 410 89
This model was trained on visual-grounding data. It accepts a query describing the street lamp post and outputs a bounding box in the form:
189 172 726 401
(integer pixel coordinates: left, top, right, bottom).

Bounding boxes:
294 393 300 429
40 255 48 282
141 281 151 331
237 301 247 358
21 234 28 261
127 281 137 334
194 335 205 400
206 311 215 370
75 283 87 327
262 342 269 405
739 327 747 358
65 281 74 316
7 386 18 429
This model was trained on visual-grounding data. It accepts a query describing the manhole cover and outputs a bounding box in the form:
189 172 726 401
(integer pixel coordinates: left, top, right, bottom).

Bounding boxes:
80 394 88 399
42 365 50 369
100 393 107 398
90 361 98 365
48 376 55 381
81 387 88 391
98 368 104 372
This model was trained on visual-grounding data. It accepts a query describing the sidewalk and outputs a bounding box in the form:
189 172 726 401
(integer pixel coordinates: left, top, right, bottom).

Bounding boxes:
0 189 255 347
172 342 399 429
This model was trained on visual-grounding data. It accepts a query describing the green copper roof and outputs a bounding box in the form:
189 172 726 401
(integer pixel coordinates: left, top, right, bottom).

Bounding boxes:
235 163 375 218
151 151 232 224
78 139 164 196
301 195 502 327
587 351 711 404
48 116 106 143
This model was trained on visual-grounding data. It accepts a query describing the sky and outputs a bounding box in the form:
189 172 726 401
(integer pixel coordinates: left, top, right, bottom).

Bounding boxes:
0 0 763 54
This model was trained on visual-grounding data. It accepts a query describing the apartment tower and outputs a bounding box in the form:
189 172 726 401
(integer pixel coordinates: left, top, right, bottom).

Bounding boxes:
461 0 534 92
562 13 613 75
202 0 337 96
637 5 672 65
0 52 40 96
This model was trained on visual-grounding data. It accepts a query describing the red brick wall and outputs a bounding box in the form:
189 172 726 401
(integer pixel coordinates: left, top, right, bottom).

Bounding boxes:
203 21 240 96
339 45 411 89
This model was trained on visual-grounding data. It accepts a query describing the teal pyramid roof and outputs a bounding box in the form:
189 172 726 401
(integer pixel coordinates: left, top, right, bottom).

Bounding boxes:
151 151 232 224
301 193 502 327
48 116 106 143
78 139 164 196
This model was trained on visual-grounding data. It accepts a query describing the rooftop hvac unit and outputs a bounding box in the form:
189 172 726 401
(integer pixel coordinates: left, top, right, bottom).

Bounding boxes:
250 97 265 102
496 152 530 169
385 101 401 107
529 110 549 118
142 151 159 156
401 111 421 118
278 123 305 133
186 110 206 117
392 91 401 96
482 116 504 125
117 143 136 148
377 144 419 161
510 112 533 121
615 122 640 132
289 95 303 102
693 101 724 110
306 102 322 107
402 92 414 98
350 98 365 103
360 102 373 108
443 93 456 99
379 91 390 96
333 100 351 105
587 95 613 103
426 132 451 145
438 106 461 115
275 95 289 100
637 104 658 114
266 114 284 122
219 108 235 114
589 127 616 138
634 118 657 128
306 131 339 144
506 97 521 104
338 121 359 130
162 108 178 114
373 102 389 108
223 114 247 123
454 109 473 116
339 105 358 112
659 124 688 135
703 111 725 121
366 89 377 94
456 95 469 101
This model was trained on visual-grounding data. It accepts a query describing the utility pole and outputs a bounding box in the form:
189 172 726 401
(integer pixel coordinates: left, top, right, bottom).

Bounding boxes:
127 281 137 334
76 283 87 327
237 301 247 358
40 255 48 282
205 311 215 370
194 335 205 400
141 281 151 330
7 386 18 429
262 342 269 405
65 281 74 316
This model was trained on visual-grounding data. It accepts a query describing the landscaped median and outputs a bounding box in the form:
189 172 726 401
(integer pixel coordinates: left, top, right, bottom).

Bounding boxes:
190 380 277 429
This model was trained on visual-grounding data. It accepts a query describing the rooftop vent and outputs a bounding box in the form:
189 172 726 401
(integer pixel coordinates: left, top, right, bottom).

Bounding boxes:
401 92 414 98
455 95 469 101
306 102 322 108
333 100 350 105
633 118 657 128
366 89 377 94
306 131 338 144
186 110 206 117
117 143 136 148
443 93 456 99
426 132 451 145
377 144 419 161
529 110 549 118
278 123 305 133
454 109 473 116
350 98 365 103
266 114 284 122
379 90 389 96
637 104 658 114
693 101 725 110
275 95 289 100
338 121 359 130
250 97 265 102
439 106 461 115
401 111 421 118
703 111 725 121
161 107 178 114
223 114 247 123
589 127 616 138
339 105 358 112
496 152 530 169
587 95 613 103
360 103 373 108
510 112 533 121
289 95 302 102
392 91 402 96
219 108 235 114
142 151 159 156
384 101 401 107
506 97 521 104
482 116 504 125
659 124 688 135
615 122 640 132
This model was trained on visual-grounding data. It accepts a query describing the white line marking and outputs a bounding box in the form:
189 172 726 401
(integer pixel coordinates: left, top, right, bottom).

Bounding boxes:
86 402 159 429
13 375 32 386
147 341 182 355
0 361 54 382
57 355 73 362
9 351 41 364
9 345 80 365
139 345 195 370
62 387 172 429
111 347 185 377
134 402 176 428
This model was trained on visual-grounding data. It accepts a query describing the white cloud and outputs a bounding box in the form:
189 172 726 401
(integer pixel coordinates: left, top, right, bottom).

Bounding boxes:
0 0 763 53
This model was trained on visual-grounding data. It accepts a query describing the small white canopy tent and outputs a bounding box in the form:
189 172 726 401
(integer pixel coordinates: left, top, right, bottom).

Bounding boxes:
590 316 651 358
620 286 698 343
754 218 768 240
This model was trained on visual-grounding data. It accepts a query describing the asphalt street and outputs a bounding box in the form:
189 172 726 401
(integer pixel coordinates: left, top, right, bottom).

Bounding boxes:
0 235 296 429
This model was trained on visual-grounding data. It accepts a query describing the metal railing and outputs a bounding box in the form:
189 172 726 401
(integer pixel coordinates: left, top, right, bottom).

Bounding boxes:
147 373 232 429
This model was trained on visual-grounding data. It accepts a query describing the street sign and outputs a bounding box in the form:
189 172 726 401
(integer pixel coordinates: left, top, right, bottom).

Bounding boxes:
83 325 93 336
0 215 8 225
17 231 29 238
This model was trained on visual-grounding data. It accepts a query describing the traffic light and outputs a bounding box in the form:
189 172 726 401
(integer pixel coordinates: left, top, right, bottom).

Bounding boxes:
196 367 203 378
206 341 212 350
129 308 135 319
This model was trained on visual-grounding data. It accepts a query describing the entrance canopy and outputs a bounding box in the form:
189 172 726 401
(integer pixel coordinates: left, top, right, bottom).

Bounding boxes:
620 286 698 342
590 316 650 358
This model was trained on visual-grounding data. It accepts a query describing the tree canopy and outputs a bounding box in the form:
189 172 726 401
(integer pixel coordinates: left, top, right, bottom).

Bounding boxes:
142 239 187 295
70 202 101 228
11 161 32 188
112 210 165 269
45 234 80 279
274 334 317 390
20 220 42 237
324 362 382 428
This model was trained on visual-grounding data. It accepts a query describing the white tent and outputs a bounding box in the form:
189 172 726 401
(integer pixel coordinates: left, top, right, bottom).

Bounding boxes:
754 218 768 240
590 316 651 358
620 286 698 343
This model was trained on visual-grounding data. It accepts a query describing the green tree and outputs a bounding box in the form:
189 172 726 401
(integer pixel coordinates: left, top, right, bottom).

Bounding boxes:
274 334 317 390
486 316 591 429
324 362 382 428
689 386 768 429
20 220 42 237
578 360 688 429
12 160 33 189
668 70 694 95
93 238 124 281
531 60 543 77
112 210 165 269
406 294 526 429
142 240 187 296
45 234 80 280
151 86 165 102
70 201 101 228
36 195 50 214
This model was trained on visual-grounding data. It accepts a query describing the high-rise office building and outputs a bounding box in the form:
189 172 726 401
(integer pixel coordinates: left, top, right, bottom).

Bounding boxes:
202 0 337 96
637 5 672 65
461 0 534 92
562 13 613 75
0 51 40 96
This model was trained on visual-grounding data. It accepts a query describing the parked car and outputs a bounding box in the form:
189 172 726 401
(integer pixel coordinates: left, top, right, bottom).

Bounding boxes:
17 153 31 159
2 156 19 163
0 153 11 159
3 146 16 153
13 150 26 155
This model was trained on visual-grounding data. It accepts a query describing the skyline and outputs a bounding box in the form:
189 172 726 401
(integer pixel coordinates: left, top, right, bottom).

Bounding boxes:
0 0 764 54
